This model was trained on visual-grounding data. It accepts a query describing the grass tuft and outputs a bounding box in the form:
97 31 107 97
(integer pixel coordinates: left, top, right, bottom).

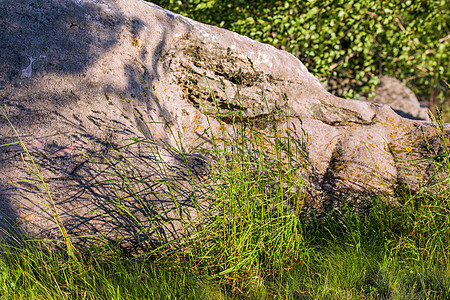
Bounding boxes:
1 98 449 299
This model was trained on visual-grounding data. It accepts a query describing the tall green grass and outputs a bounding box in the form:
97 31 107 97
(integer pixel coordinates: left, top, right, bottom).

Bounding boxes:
0 101 449 299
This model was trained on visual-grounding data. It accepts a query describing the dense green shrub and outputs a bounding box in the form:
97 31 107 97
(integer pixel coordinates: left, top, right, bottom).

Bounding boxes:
151 0 449 102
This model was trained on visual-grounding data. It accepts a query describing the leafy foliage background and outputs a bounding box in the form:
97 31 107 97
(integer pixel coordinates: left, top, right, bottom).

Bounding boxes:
151 0 449 104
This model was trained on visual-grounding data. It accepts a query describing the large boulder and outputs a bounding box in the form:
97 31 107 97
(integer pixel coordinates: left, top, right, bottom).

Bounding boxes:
0 0 448 247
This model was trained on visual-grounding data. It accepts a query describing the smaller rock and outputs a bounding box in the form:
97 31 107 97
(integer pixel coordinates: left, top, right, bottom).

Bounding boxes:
360 76 430 121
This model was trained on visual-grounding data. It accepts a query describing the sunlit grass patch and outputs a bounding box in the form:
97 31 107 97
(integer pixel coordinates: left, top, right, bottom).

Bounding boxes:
1 97 450 299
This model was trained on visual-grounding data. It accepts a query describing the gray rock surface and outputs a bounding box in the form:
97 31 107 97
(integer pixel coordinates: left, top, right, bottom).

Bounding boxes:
0 0 448 248
360 76 430 121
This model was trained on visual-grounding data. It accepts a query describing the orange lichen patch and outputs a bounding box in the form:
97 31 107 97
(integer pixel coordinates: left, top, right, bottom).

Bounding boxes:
388 134 396 139
132 39 140 47
405 146 412 152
